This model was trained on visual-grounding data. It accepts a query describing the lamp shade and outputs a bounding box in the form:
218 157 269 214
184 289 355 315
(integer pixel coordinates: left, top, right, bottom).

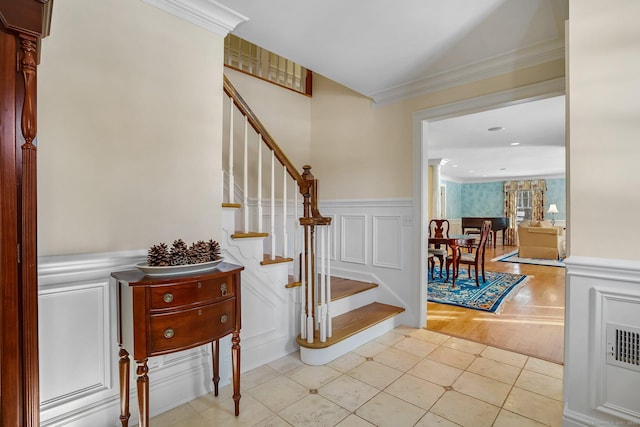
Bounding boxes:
548 204 559 214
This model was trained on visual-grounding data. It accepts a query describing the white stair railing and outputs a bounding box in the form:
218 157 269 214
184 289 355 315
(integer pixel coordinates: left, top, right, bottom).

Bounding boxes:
223 76 332 344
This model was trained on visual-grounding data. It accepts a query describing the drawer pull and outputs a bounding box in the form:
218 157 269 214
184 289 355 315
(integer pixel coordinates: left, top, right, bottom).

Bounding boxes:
163 328 175 339
221 283 228 296
163 293 174 303
220 314 228 324
197 281 202 288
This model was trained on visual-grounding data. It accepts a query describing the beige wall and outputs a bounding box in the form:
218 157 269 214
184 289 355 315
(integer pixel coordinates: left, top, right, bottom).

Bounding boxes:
38 0 224 255
568 0 640 261
310 59 565 200
224 68 312 171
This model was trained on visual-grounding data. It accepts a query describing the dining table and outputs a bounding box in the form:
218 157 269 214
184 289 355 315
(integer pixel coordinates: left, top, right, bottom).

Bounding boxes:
428 234 477 286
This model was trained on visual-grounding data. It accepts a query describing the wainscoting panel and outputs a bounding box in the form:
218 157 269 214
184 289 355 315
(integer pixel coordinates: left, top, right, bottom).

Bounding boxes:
564 256 640 427
372 216 402 269
341 214 367 264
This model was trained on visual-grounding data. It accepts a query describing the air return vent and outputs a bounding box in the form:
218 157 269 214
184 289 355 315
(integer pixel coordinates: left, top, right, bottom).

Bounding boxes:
607 322 640 372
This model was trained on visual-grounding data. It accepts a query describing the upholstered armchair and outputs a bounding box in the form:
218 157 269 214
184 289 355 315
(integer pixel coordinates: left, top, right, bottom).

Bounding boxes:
517 220 565 260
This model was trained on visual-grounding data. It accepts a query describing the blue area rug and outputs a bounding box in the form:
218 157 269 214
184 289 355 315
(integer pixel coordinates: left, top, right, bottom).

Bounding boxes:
428 267 529 313
493 250 565 267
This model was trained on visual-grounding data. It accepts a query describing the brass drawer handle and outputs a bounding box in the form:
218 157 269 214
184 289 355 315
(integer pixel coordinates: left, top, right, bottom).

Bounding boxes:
220 283 228 297
163 293 174 303
220 314 228 324
163 328 175 339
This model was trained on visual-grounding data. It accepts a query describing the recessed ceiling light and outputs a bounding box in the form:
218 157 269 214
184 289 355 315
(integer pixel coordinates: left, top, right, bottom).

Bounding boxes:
500 168 507 171
488 126 504 132
510 142 520 146
452 165 459 168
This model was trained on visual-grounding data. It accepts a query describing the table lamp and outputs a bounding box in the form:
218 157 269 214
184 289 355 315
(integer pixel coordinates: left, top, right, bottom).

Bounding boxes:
548 204 559 226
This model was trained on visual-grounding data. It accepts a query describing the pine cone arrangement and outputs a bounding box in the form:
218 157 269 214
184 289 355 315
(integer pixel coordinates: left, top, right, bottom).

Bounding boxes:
147 243 170 266
146 238 222 266
170 239 189 266
208 239 221 261
189 240 211 264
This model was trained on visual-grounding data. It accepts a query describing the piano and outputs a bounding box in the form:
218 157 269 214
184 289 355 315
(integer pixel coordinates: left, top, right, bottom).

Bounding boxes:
461 217 510 248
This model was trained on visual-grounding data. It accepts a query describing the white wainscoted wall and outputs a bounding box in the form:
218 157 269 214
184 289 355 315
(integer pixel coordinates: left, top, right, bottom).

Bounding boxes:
319 199 417 323
563 257 640 427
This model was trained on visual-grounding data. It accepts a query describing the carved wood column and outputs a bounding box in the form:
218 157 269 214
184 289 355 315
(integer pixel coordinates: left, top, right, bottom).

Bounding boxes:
0 1 52 426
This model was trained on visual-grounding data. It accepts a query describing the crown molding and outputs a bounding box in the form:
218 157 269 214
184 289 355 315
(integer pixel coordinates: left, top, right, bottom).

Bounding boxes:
142 0 248 36
371 39 565 105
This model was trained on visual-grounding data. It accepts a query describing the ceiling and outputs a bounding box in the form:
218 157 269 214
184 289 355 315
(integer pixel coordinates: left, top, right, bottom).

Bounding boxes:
217 0 568 181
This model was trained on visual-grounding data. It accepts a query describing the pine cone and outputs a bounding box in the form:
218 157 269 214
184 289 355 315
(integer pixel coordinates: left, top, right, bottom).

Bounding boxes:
188 240 210 264
147 243 170 266
170 239 189 266
208 239 221 261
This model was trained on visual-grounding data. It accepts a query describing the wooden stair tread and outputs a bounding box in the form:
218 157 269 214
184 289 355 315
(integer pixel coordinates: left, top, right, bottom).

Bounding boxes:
231 231 269 239
222 203 242 208
331 277 377 301
297 302 404 349
261 255 294 265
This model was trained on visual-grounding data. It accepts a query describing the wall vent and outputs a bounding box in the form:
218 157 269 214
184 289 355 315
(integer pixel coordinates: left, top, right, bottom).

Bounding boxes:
607 322 640 372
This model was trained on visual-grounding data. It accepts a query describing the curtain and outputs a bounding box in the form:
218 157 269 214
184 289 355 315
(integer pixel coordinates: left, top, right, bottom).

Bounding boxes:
504 179 547 245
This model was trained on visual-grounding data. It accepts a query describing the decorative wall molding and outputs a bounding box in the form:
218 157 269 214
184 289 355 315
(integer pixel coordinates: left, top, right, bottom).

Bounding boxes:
372 216 402 270
340 215 367 265
373 39 565 105
142 0 248 36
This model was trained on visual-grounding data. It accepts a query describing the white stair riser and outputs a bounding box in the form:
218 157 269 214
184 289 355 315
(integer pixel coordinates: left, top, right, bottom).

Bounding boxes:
328 288 378 318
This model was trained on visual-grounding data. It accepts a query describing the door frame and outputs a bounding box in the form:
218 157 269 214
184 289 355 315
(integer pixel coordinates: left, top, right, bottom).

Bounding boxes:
410 77 566 328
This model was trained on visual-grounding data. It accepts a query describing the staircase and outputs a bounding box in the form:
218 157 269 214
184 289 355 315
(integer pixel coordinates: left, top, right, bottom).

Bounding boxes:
221 76 405 366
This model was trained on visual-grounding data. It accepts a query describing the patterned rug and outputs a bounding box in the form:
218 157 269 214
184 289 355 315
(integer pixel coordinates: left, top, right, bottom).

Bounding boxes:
492 250 565 267
428 267 529 313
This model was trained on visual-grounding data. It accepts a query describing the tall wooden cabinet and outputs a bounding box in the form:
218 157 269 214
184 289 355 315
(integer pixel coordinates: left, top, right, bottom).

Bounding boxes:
0 1 52 426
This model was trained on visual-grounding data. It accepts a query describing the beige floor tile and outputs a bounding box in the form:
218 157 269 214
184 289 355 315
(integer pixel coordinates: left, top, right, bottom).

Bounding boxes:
268 352 304 374
335 414 376 426
430 391 500 427
242 364 282 389
146 414 209 427
524 357 564 379
253 413 293 426
515 368 563 401
328 351 367 373
374 330 405 346
286 364 341 389
392 325 419 335
352 340 388 357
481 346 529 368
503 387 563 427
145 403 200 427
347 360 403 389
466 357 522 384
248 374 309 412
441 336 487 354
374 346 422 372
279 394 350 426
408 358 463 386
452 371 512 407
428 346 477 370
200 394 273 426
384 373 445 410
393 337 438 357
415 412 462 427
355 392 426 427
493 409 547 427
410 328 451 345
319 375 379 411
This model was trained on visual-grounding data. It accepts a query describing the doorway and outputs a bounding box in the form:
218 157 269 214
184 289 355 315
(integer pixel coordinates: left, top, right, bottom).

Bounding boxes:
411 78 566 361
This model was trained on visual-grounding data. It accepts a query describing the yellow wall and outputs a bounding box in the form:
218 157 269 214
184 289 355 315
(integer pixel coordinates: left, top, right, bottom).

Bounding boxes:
568 0 640 260
38 0 224 255
310 59 565 200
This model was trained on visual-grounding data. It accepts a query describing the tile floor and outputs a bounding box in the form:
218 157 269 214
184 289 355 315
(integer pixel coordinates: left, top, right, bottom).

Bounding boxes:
146 326 563 427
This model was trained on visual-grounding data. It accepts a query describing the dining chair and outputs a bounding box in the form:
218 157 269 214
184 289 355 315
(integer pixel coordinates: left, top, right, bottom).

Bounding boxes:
427 253 435 280
446 220 491 286
428 219 450 277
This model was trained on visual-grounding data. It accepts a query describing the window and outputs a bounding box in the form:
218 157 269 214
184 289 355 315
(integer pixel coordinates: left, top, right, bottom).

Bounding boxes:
516 190 532 221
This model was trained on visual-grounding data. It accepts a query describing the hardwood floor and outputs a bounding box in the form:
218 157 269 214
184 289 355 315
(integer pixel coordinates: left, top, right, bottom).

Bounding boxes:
426 244 565 365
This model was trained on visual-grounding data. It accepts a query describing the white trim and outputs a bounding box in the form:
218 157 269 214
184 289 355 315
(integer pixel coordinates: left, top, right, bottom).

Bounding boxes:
340 215 367 265
142 0 248 36
372 39 565 105
321 198 412 209
372 216 402 270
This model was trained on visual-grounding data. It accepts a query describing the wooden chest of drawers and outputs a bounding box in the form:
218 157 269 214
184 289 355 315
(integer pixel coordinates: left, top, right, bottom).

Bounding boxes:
111 263 243 427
